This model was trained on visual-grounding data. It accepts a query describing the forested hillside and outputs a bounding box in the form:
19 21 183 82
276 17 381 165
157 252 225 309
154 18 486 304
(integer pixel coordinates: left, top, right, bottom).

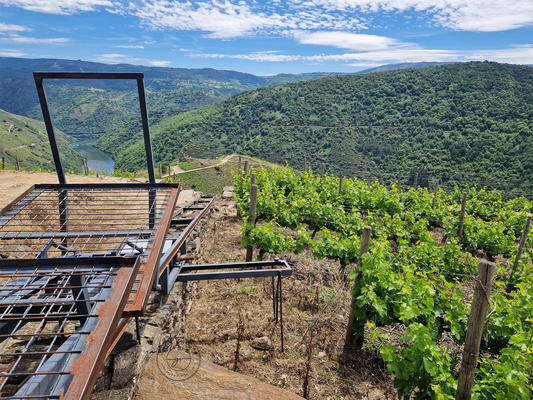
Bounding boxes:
0 109 83 173
0 58 341 137
103 62 533 195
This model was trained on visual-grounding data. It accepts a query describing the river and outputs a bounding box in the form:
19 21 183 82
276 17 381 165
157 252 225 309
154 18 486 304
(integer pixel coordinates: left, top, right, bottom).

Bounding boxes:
68 137 115 175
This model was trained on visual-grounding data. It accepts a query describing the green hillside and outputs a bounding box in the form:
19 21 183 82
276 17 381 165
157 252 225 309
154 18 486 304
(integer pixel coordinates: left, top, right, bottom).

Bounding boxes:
102 62 533 196
0 109 83 173
0 58 348 138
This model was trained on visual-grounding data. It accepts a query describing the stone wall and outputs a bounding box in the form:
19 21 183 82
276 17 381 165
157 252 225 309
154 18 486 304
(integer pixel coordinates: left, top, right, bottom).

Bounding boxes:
91 213 210 399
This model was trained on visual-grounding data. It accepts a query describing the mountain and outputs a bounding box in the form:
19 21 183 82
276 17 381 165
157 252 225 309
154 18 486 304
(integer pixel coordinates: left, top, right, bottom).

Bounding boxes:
100 61 533 194
358 62 458 74
0 109 83 173
0 58 349 138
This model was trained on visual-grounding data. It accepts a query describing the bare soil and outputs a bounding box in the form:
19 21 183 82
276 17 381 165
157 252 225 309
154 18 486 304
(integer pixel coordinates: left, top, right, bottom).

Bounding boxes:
187 199 398 399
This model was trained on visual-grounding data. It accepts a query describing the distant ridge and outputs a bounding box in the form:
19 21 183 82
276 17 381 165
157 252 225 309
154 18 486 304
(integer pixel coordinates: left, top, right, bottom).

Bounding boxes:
357 62 459 74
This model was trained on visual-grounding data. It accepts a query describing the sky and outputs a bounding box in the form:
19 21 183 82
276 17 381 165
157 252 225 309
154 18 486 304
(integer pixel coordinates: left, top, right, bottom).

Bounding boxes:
0 0 532 76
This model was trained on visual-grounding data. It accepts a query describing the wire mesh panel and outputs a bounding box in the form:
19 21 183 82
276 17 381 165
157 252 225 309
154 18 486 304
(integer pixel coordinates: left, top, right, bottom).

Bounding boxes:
0 183 180 314
0 257 140 399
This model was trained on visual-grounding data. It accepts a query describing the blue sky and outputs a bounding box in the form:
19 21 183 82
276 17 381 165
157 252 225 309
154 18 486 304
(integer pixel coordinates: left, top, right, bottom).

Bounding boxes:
1 0 532 75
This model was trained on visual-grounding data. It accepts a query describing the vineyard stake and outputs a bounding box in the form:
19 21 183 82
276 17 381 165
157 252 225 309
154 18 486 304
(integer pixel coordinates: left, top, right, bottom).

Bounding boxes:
503 177 512 202
458 192 467 237
1 156 4 170
413 172 418 190
456 260 496 400
238 156 242 174
507 215 532 292
15 155 19 171
245 184 258 262
159 163 162 179
250 172 256 188
432 179 439 210
339 172 343 197
168 164 171 177
397 170 402 192
244 160 249 175
320 163 325 181
344 226 372 349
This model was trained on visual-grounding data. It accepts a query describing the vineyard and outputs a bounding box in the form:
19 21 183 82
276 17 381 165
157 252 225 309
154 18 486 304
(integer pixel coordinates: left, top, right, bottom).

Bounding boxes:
234 165 533 399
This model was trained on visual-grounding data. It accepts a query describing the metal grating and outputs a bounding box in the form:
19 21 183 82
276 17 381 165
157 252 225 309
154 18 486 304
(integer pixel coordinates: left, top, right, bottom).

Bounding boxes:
0 183 180 317
0 257 140 399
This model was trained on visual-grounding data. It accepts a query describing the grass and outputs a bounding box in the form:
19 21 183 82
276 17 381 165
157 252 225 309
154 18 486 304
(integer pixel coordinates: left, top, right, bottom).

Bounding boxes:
179 161 200 171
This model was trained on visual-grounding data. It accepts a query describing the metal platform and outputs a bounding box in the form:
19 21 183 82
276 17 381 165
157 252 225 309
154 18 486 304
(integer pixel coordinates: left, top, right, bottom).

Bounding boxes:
0 72 180 400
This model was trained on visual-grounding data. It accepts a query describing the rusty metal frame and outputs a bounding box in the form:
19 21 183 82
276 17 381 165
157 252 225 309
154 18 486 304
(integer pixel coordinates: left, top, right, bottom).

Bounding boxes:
0 257 140 400
33 72 156 184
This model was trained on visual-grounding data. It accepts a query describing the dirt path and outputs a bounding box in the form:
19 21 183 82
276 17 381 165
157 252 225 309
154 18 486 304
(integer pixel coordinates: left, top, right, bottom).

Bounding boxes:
170 154 235 176
0 170 199 209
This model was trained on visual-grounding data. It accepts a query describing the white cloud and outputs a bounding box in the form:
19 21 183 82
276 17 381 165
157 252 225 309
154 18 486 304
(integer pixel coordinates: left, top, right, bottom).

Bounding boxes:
115 45 145 48
0 0 120 15
187 44 533 65
131 0 366 39
0 23 33 33
148 60 170 66
290 0 533 32
293 31 404 51
0 34 71 43
0 49 29 57
95 53 170 66
126 0 533 39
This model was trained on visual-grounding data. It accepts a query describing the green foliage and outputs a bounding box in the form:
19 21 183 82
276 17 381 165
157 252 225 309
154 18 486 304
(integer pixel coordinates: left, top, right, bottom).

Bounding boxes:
235 164 533 397
107 62 533 195
0 109 83 173
178 161 200 171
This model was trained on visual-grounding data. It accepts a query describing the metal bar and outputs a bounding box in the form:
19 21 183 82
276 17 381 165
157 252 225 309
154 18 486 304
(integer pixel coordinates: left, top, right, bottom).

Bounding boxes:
33 72 144 80
177 268 292 282
33 76 65 184
123 186 180 317
0 256 134 267
279 271 284 352
32 183 180 190
158 196 214 273
179 260 291 271
0 230 150 240
59 190 69 251
62 258 141 400
137 78 156 183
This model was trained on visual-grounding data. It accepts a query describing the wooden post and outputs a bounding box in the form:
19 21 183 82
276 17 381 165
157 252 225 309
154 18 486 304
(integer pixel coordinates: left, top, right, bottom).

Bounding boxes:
458 192 467 237
432 179 439 210
413 172 418 190
2 156 5 170
244 160 249 175
320 163 325 181
503 177 512 202
250 173 256 187
456 260 496 400
246 184 258 262
397 170 402 192
15 155 19 171
159 163 162 179
238 156 242 174
339 172 343 197
168 165 171 177
344 226 372 348
507 215 532 291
